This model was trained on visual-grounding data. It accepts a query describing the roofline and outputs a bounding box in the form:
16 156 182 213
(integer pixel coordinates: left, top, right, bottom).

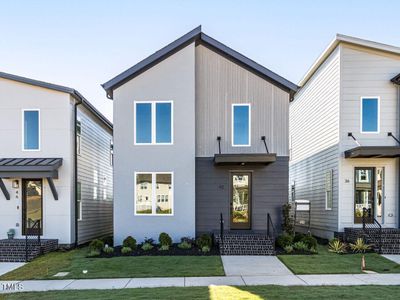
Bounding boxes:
298 34 400 88
0 71 113 130
391 73 400 86
101 26 298 99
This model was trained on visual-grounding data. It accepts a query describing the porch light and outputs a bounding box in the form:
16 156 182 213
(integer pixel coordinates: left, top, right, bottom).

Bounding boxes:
12 180 19 189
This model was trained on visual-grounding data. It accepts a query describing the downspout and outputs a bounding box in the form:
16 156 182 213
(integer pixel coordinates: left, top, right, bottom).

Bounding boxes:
74 101 82 247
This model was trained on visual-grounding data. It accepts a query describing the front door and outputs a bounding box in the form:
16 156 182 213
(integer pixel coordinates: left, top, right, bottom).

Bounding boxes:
354 168 374 224
230 172 251 229
22 179 43 235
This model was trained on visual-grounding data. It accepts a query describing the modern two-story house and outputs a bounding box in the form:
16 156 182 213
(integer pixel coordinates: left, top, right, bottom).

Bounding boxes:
290 35 400 252
0 72 113 257
102 26 297 254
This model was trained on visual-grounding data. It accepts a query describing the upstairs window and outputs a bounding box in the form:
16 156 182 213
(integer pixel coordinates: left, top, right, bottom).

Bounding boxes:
76 119 82 155
23 109 40 150
361 97 379 133
232 104 251 146
134 101 173 144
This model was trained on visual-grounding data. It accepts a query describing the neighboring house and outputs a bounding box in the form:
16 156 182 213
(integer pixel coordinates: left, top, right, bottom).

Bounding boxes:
290 35 400 242
102 26 297 251
0 72 113 248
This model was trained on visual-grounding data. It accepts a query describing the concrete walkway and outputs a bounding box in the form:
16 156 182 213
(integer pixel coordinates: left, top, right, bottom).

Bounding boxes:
2 274 400 293
0 263 25 277
221 256 292 276
383 255 400 265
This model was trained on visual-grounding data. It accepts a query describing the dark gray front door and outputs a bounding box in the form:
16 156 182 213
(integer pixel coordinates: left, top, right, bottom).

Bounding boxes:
230 172 251 229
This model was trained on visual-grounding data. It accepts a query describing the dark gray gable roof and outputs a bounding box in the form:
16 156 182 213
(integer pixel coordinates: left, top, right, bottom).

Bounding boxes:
102 26 298 99
391 73 400 85
0 72 112 130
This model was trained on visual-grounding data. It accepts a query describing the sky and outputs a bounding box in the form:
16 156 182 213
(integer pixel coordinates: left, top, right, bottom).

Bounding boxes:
1 0 399 121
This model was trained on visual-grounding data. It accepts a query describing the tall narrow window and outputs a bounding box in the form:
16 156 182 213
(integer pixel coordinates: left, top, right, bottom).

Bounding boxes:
155 173 172 214
136 173 153 214
232 104 250 146
76 120 82 155
361 97 379 133
134 101 173 144
325 170 333 210
23 110 40 150
77 182 82 221
110 139 113 166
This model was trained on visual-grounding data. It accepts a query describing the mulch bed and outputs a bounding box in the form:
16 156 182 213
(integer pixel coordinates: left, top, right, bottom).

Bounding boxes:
97 243 220 258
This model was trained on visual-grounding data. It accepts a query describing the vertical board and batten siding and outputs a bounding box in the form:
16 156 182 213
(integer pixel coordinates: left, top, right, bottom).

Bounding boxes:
338 43 400 229
290 47 341 238
195 44 290 157
77 105 113 244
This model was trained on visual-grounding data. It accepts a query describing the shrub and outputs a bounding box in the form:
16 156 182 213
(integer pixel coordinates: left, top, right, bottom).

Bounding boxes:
89 239 104 252
293 241 309 252
282 203 294 234
181 236 195 244
141 242 154 251
159 245 170 251
277 233 293 248
328 239 347 254
301 234 318 250
121 247 132 255
196 234 212 249
178 241 192 250
159 232 172 246
123 236 137 250
101 236 113 246
144 237 155 245
350 238 371 253
201 246 210 253
103 246 114 254
293 233 306 243
87 249 100 257
284 245 294 254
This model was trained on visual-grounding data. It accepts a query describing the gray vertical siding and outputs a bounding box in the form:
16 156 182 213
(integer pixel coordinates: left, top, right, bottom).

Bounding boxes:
77 105 113 244
196 157 288 234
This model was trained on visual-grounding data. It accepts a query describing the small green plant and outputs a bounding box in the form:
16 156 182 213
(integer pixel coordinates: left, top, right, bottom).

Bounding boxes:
328 239 347 254
89 239 104 252
277 233 293 248
159 232 172 247
159 244 170 251
293 233 306 243
301 234 318 250
181 236 195 244
144 237 155 245
293 241 309 252
123 236 137 250
350 238 371 253
178 241 192 249
87 249 100 257
282 203 294 234
284 245 294 254
121 247 132 255
196 234 212 249
141 242 154 251
201 245 210 253
103 246 114 254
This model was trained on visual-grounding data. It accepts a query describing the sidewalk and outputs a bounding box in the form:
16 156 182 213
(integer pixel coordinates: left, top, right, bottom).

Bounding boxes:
2 273 400 294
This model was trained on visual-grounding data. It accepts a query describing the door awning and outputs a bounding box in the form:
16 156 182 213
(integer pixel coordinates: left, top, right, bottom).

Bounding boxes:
214 153 276 165
344 146 400 158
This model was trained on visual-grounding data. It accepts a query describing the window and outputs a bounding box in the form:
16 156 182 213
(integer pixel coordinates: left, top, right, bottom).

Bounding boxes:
23 109 40 150
232 104 251 146
290 181 296 202
110 139 113 166
325 170 333 210
77 182 82 221
361 97 379 133
135 172 173 215
76 120 82 155
134 101 173 144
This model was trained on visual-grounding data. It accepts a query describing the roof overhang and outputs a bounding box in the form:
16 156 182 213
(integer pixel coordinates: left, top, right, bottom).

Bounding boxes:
0 158 63 179
214 153 277 165
391 73 400 85
344 146 400 158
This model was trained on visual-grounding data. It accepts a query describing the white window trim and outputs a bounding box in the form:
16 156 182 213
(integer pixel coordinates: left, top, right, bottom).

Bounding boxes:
325 169 333 211
22 109 41 151
76 118 82 156
360 96 380 134
231 103 251 147
134 171 174 216
134 101 173 145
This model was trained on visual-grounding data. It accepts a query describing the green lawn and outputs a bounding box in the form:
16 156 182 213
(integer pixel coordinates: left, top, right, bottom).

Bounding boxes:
278 244 400 274
0 247 224 280
3 285 400 300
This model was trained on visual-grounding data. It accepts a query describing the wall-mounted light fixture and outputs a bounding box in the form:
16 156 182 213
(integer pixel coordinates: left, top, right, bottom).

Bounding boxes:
12 180 19 189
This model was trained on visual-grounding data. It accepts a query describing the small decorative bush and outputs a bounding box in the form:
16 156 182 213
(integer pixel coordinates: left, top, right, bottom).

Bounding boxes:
301 234 318 250
101 236 113 246
123 236 137 250
328 239 347 254
201 245 210 253
103 246 114 254
284 245 294 254
293 241 309 252
89 239 104 252
196 234 212 249
141 242 154 251
159 232 172 247
87 249 100 257
350 238 371 253
121 247 132 255
277 233 293 248
181 236 195 244
293 233 306 243
159 245 170 251
178 241 192 250
144 237 155 245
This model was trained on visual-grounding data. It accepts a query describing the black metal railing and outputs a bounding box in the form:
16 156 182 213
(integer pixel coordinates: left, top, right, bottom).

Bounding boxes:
25 220 41 262
219 212 224 255
362 208 382 254
267 213 276 239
